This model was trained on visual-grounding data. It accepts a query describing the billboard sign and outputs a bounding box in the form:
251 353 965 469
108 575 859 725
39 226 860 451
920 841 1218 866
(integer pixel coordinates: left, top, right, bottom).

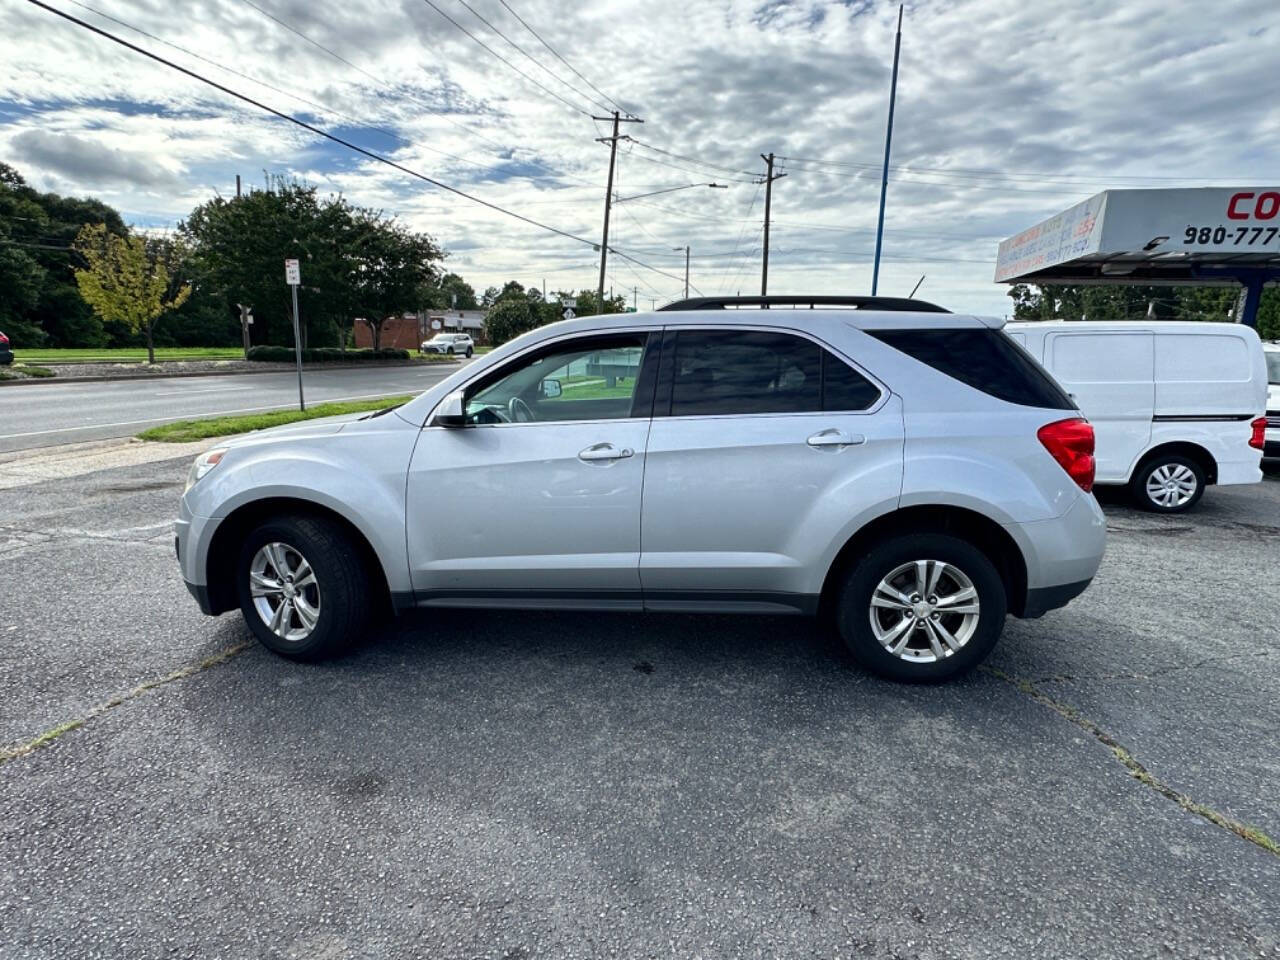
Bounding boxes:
995 187 1280 283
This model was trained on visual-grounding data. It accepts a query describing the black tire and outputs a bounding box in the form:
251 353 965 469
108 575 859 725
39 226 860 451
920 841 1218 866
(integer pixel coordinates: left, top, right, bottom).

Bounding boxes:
1130 454 1205 513
446 346 454 355
236 514 371 661
835 533 1007 682
465 346 474 358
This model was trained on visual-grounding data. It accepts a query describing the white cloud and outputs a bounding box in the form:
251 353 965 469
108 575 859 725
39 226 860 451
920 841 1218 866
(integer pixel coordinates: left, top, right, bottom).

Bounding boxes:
2 0 1278 312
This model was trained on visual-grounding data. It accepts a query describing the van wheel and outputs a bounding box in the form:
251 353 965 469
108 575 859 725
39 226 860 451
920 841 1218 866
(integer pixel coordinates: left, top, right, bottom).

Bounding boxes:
835 534 1006 682
1131 454 1204 513
236 515 371 661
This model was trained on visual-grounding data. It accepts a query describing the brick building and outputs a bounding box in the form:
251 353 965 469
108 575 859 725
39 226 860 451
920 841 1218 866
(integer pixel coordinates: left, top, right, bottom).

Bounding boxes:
354 309 489 350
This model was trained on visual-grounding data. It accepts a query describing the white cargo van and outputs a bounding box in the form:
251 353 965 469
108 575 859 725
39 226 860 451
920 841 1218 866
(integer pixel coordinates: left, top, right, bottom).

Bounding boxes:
1006 321 1267 512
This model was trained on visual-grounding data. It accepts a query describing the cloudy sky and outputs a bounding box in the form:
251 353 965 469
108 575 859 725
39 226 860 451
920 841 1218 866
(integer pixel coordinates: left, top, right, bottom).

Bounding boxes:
3 0 1278 314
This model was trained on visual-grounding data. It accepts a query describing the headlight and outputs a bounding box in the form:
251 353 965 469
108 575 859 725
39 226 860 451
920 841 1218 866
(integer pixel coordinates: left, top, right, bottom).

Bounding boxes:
185 447 227 492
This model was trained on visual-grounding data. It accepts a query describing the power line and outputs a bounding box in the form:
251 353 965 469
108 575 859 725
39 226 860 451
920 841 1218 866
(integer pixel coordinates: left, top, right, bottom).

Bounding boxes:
621 146 756 184
496 0 631 118
24 0 685 286
234 0 591 185
417 0 594 117
63 0 509 176
626 138 756 178
452 0 612 115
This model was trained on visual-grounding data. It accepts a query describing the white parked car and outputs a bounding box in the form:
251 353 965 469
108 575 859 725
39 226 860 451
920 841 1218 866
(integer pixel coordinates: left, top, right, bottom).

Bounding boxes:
176 295 1106 682
421 332 474 357
1264 341 1280 461
1007 321 1268 512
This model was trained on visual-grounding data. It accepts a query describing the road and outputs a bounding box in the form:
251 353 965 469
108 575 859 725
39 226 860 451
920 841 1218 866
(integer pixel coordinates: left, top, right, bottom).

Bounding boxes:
0 363 468 453
1 447 1277 957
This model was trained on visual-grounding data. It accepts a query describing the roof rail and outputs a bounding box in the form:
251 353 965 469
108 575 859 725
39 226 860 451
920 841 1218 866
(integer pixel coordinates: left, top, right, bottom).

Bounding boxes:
657 295 950 313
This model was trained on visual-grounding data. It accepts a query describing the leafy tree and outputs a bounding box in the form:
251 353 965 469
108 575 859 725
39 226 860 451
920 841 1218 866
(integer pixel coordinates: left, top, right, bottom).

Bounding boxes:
480 285 501 307
432 272 478 310
181 177 442 353
72 223 192 363
0 163 130 346
1007 282 1279 338
483 297 540 346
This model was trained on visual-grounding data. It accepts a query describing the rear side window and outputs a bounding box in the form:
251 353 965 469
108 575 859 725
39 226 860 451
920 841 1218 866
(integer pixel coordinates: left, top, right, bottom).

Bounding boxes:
871 328 1074 410
666 330 880 416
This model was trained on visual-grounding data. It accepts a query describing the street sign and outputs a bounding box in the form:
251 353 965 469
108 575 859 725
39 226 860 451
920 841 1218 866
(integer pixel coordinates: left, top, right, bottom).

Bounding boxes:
562 308 576 320
284 258 301 286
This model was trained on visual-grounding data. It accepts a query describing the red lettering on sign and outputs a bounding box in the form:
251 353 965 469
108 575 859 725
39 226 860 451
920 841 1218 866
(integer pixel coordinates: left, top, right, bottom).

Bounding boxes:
1227 192 1254 220
1257 192 1280 220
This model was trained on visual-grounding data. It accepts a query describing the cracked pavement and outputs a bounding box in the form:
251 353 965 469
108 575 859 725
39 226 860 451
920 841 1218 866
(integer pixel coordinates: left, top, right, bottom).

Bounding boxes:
1 448 1278 959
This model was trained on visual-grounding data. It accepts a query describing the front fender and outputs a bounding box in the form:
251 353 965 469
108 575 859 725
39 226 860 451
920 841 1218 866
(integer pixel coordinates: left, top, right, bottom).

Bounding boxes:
181 417 417 593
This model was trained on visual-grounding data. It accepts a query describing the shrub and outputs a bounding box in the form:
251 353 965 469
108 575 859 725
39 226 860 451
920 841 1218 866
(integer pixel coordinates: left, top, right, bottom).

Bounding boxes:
246 345 411 363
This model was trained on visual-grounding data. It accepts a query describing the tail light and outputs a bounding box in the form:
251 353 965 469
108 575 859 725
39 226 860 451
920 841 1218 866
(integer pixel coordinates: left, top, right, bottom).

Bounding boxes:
1249 416 1266 451
1038 418 1096 493
0 332 8 345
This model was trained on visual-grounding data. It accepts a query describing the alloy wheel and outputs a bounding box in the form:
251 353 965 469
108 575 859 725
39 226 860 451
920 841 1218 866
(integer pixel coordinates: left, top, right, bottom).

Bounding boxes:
249 542 320 642
1145 462 1197 509
868 559 981 663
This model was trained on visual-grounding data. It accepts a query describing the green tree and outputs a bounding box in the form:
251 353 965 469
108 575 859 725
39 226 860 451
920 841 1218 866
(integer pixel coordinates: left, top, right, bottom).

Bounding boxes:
432 272 478 310
72 223 192 363
181 177 443 352
483 297 539 346
0 162 130 346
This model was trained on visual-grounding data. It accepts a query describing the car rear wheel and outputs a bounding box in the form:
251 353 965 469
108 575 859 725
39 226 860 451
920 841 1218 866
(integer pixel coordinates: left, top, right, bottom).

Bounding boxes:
1131 454 1204 513
835 533 1006 682
465 346 474 357
236 515 371 660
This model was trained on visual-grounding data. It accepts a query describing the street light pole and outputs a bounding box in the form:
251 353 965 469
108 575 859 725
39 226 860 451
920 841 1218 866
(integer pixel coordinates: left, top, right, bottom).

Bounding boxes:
674 246 690 298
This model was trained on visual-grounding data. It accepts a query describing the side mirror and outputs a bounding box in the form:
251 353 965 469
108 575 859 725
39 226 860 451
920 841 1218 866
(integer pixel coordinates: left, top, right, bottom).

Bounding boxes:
541 378 562 399
434 389 467 427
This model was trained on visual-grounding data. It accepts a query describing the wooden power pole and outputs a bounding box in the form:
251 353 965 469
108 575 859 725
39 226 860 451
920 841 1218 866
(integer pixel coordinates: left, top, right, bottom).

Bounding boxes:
594 110 643 314
759 153 786 296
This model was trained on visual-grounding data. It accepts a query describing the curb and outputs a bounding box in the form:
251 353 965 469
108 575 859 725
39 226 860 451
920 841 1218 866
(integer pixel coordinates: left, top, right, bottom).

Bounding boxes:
0 359 459 387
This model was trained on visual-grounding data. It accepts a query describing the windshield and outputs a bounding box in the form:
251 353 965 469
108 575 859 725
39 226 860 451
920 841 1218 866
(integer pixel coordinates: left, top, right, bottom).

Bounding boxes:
1267 351 1280 385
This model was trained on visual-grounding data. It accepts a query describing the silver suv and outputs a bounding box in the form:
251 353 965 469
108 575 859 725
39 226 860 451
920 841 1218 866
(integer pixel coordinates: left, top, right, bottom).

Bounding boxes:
176 296 1105 681
421 332 474 357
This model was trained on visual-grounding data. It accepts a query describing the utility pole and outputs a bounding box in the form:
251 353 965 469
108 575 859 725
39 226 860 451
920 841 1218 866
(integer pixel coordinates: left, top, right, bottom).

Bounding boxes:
235 174 241 198
758 153 786 296
682 245 690 299
594 110 643 314
632 286 637 312
238 303 251 358
871 4 904 296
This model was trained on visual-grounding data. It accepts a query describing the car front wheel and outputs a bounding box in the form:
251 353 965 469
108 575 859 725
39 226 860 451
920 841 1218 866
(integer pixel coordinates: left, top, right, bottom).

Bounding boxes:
836 533 1006 682
1131 454 1204 512
236 515 371 660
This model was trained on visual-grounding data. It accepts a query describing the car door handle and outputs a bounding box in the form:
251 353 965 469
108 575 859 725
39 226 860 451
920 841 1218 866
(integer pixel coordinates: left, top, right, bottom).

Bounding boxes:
807 429 865 448
578 443 634 462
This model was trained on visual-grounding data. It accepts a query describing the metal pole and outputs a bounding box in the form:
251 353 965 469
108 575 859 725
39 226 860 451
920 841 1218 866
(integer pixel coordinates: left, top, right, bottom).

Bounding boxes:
684 245 690 299
871 4 903 296
291 284 305 411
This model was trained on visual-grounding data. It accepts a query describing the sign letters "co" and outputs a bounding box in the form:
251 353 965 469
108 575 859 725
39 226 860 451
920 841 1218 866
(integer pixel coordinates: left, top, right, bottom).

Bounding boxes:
1227 191 1280 221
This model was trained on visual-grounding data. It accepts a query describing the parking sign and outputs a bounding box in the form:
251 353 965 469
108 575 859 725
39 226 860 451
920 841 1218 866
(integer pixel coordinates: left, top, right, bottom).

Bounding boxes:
284 259 300 285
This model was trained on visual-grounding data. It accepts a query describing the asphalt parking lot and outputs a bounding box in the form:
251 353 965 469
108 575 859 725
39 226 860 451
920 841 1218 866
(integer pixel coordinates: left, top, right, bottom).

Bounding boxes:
2 450 1278 959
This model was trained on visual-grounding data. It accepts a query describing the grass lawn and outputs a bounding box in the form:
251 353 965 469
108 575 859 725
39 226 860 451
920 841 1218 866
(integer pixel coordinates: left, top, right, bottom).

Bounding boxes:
19 347 244 365
137 395 414 443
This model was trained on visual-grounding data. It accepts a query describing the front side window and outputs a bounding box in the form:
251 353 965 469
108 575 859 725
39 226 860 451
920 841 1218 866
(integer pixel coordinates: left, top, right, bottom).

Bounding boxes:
465 334 651 424
667 330 879 416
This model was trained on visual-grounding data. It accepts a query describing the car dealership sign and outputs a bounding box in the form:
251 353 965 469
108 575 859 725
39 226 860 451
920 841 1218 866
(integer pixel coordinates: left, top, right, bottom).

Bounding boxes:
995 187 1280 283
